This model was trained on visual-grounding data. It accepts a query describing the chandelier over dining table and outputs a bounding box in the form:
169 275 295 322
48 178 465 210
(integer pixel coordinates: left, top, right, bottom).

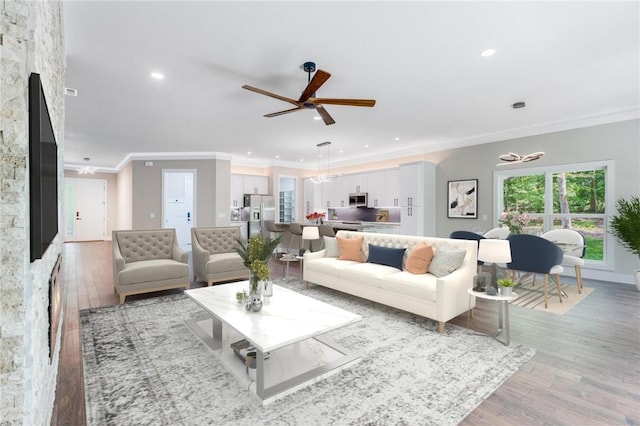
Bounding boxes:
310 141 339 184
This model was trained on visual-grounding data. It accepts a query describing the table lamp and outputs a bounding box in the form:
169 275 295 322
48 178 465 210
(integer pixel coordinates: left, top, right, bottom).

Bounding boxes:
477 239 512 295
301 226 320 255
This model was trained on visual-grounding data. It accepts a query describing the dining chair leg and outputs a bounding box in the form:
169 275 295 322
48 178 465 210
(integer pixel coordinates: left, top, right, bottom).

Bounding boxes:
554 274 563 303
575 265 583 293
543 274 549 308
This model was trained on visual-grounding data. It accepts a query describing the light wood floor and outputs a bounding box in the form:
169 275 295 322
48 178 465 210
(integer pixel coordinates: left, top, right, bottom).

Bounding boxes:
51 241 640 425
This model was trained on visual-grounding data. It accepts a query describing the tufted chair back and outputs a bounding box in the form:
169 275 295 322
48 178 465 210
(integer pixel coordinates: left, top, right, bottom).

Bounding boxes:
115 229 176 263
193 227 242 254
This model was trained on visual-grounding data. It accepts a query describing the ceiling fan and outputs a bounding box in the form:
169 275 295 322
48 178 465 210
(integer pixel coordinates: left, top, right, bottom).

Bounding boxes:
241 62 376 125
497 151 545 166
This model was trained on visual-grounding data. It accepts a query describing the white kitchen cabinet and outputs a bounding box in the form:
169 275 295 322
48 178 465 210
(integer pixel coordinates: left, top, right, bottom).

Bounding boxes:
385 168 400 207
323 176 348 209
231 174 269 207
242 175 268 195
303 178 322 215
348 172 368 194
230 174 244 208
399 162 435 236
367 170 386 207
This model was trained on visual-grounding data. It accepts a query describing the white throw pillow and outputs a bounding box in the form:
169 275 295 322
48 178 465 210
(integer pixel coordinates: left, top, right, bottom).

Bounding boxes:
428 248 466 278
323 236 340 258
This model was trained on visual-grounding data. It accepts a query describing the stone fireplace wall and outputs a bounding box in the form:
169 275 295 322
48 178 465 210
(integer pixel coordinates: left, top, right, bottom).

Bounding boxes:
0 1 65 424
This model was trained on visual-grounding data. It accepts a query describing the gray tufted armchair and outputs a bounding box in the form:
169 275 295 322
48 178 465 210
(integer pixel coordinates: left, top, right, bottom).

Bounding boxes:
191 226 250 286
112 228 190 303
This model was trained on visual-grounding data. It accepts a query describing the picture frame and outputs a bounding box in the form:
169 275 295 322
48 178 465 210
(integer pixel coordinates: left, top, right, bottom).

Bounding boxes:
447 179 478 218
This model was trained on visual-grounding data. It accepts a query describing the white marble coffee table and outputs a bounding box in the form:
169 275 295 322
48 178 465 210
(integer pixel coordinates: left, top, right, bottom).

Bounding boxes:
185 282 361 404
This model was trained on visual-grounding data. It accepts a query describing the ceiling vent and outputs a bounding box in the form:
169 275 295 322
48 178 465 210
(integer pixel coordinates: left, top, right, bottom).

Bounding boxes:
64 87 78 97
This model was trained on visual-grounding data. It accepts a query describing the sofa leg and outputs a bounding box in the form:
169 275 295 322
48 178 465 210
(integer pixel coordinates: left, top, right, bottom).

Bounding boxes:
207 280 213 287
119 293 126 304
438 321 445 333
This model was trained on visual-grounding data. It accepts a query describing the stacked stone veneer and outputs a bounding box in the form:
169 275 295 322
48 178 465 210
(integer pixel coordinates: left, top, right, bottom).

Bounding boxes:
1 1 65 424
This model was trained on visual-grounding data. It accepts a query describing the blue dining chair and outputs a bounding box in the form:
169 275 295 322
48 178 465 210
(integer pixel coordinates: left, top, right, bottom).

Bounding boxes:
506 234 565 308
449 231 485 273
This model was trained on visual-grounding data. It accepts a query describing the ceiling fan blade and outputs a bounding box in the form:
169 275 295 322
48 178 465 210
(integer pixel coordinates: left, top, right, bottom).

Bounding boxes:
242 85 299 106
298 69 331 103
309 97 376 107
264 107 305 118
314 105 336 125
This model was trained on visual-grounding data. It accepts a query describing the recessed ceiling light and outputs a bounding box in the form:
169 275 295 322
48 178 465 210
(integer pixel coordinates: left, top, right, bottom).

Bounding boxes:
247 151 252 155
480 49 496 57
394 137 400 141
151 72 165 80
275 155 280 159
299 159 304 162
313 116 322 121
339 150 344 154
364 144 369 148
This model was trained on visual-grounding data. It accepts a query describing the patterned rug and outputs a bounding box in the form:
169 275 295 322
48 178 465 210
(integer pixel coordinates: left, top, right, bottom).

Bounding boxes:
81 281 535 426
510 275 594 314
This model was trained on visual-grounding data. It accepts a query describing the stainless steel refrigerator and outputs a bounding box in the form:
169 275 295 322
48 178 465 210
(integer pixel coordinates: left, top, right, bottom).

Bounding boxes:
242 194 275 240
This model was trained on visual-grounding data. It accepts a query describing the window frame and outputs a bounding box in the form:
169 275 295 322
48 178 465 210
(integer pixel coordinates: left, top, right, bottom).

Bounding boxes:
494 160 615 271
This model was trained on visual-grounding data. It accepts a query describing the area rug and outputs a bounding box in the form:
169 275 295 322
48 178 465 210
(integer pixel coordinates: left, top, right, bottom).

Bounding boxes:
510 277 594 314
81 282 535 426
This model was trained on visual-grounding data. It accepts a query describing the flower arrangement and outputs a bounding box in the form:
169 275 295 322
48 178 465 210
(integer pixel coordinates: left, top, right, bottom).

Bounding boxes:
235 232 281 292
306 211 326 224
498 211 529 234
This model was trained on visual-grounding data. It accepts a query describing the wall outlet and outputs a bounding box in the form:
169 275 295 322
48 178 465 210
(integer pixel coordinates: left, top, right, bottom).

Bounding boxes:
150 213 155 218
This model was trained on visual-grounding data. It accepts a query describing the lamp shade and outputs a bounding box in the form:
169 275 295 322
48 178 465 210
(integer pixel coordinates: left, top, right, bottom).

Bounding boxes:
478 239 512 264
302 226 320 240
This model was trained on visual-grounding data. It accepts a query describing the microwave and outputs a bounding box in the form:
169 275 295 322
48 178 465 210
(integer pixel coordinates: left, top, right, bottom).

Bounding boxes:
349 193 368 207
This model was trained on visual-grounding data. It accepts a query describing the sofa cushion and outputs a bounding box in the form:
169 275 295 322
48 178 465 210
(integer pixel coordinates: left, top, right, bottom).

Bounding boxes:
405 244 434 274
306 257 359 278
119 259 189 286
206 252 246 274
323 236 340 257
337 236 364 262
367 244 406 270
381 271 438 302
428 247 466 277
338 262 399 284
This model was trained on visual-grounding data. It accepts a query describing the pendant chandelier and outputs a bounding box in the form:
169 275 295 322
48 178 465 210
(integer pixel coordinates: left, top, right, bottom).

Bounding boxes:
310 141 338 184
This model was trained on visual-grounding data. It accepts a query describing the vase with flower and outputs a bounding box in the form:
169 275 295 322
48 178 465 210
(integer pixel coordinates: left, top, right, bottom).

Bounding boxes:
498 211 529 234
306 211 326 225
235 232 281 312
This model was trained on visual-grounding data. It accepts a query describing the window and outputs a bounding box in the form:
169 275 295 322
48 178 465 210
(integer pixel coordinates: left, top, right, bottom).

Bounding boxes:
496 161 614 268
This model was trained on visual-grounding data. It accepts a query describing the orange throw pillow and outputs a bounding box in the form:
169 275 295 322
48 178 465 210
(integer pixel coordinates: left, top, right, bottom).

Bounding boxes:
405 244 434 274
337 236 365 262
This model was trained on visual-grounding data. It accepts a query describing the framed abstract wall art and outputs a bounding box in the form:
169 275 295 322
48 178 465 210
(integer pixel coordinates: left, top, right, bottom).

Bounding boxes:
447 179 478 218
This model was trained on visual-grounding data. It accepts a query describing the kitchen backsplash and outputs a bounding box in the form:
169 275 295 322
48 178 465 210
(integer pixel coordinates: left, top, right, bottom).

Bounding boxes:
328 207 401 223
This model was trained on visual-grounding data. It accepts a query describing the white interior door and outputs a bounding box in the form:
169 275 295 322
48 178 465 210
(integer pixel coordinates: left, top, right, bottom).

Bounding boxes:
64 178 107 241
163 170 195 250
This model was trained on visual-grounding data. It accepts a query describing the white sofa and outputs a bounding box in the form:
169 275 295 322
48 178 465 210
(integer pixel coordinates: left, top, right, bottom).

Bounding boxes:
303 230 478 333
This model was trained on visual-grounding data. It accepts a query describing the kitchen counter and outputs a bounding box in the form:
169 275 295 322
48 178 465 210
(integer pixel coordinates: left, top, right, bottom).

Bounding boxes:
323 220 401 232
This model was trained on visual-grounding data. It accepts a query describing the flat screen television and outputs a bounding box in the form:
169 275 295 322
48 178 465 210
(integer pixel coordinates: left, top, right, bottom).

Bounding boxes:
29 73 59 262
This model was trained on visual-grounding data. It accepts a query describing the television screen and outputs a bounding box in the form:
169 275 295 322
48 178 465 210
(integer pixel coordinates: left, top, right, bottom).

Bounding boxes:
29 73 59 262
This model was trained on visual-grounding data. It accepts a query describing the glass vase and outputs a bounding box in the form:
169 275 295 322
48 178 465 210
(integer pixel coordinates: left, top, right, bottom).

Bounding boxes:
247 272 263 312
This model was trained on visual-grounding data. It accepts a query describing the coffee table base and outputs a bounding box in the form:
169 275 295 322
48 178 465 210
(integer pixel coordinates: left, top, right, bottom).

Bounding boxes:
186 313 361 405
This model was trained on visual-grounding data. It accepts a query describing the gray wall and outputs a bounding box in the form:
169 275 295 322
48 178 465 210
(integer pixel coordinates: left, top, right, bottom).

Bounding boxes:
131 158 231 229
431 119 639 283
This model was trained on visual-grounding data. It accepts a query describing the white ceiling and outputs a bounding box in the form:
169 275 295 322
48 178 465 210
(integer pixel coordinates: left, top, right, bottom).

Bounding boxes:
62 1 640 172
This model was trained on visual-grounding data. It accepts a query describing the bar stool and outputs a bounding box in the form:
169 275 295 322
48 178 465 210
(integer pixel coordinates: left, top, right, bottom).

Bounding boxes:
318 224 336 250
287 223 304 255
265 220 286 260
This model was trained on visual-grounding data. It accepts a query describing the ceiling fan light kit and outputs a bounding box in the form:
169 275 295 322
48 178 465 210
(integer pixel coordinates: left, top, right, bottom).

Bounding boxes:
242 62 376 125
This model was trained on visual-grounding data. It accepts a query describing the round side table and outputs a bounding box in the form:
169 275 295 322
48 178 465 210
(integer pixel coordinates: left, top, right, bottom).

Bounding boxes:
467 288 518 346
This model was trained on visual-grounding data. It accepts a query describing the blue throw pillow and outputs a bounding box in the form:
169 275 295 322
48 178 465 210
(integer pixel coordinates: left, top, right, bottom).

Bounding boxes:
367 244 406 270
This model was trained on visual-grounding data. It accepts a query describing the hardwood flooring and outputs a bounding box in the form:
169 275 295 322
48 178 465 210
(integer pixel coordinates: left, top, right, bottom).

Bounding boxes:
51 241 640 425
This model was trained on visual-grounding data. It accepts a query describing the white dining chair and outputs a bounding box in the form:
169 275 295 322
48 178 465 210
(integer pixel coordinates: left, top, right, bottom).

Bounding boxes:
483 227 510 239
541 229 586 293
